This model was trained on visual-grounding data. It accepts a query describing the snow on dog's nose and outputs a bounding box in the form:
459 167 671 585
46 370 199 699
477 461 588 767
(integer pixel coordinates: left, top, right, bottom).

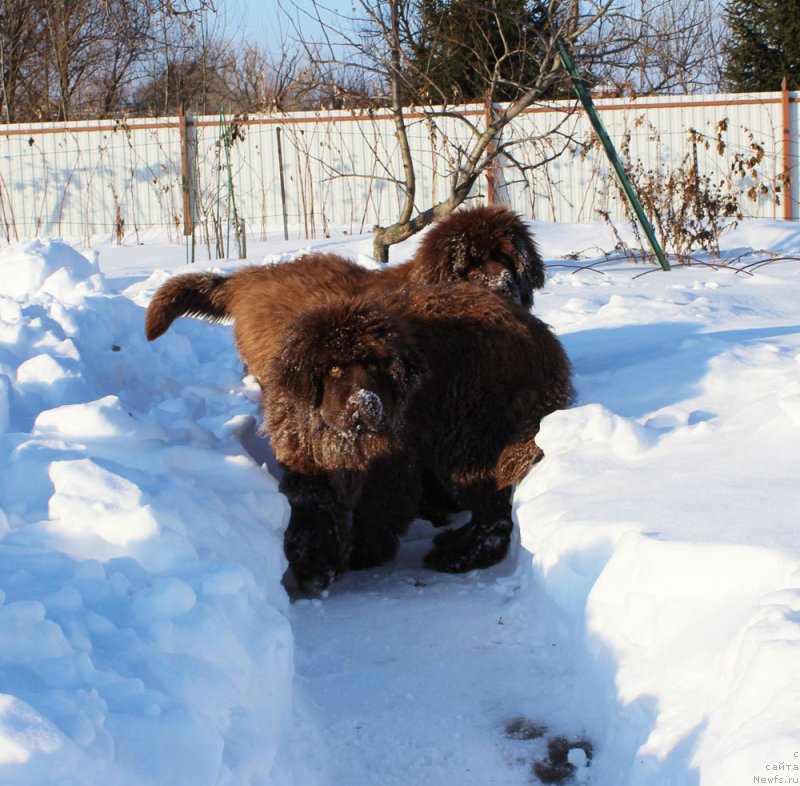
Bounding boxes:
468 265 521 304
486 269 521 304
347 388 385 433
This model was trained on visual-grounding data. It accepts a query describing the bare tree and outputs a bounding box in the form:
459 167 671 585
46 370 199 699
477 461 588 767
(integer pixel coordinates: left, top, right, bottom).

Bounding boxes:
0 0 327 120
132 26 236 115
224 44 338 112
41 0 135 120
229 46 294 112
136 0 220 116
0 0 217 122
94 1 154 116
590 0 725 96
0 1 46 121
288 0 617 261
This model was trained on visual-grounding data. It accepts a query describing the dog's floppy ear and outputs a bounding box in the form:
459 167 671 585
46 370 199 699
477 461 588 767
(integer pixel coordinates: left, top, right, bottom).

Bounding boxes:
273 311 326 403
510 231 545 306
387 328 425 395
448 235 472 275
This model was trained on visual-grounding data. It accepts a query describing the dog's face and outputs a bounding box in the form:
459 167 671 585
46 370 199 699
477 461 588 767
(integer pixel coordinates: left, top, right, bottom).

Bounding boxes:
457 235 530 306
448 214 543 309
271 300 423 471
317 357 398 437
411 206 545 309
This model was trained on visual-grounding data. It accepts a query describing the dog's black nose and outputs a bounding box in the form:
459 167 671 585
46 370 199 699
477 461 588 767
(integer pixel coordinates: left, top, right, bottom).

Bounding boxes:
346 389 384 433
350 417 368 434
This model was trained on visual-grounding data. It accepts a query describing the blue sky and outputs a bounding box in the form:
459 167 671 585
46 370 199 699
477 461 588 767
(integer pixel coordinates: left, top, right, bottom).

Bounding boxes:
225 0 355 54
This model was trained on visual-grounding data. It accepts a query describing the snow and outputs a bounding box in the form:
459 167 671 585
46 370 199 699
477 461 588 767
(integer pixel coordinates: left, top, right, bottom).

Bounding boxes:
1 221 799 785
0 239 293 785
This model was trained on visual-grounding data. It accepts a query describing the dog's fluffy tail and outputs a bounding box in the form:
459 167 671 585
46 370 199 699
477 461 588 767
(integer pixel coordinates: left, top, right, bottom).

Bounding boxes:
145 272 233 340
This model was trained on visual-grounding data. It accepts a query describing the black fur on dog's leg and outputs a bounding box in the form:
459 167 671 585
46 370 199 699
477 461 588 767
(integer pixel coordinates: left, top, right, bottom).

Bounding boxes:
349 459 421 570
417 470 461 527
424 516 514 573
348 523 400 571
281 471 351 594
423 484 514 572
283 504 350 594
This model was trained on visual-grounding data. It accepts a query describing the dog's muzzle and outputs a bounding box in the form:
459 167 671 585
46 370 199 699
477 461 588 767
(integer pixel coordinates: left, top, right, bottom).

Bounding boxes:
347 389 385 433
469 268 521 304
489 270 521 304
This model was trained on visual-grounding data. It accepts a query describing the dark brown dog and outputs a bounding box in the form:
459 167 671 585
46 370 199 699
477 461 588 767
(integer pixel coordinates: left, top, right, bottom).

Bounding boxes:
145 205 545 348
391 204 545 308
144 211 559 591
263 282 572 592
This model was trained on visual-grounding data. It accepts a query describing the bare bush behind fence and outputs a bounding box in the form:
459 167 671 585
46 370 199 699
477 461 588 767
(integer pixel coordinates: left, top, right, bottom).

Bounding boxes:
0 91 797 250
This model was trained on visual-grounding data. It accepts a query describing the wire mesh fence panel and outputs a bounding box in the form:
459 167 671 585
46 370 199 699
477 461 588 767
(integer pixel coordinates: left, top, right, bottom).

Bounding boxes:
0 91 795 247
0 119 186 243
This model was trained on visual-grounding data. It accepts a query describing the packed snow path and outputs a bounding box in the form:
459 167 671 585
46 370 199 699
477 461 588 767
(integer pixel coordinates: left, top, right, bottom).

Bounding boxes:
289 528 593 786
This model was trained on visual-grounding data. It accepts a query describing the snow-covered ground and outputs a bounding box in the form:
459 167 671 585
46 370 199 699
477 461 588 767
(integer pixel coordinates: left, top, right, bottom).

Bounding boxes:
0 220 798 785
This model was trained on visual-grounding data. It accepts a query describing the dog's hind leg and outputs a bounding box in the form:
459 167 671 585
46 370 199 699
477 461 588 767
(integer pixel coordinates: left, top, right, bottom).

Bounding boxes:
423 483 513 573
494 421 545 489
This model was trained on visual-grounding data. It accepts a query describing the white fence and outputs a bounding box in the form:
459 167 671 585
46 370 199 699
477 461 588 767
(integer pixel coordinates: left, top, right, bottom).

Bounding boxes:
1 91 798 248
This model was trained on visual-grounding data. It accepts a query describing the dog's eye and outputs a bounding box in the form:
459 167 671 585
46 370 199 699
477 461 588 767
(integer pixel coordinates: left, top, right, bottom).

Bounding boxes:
328 365 343 379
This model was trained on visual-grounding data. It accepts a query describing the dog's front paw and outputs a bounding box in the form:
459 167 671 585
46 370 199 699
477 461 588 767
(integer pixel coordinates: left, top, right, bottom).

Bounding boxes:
284 505 350 595
423 517 513 573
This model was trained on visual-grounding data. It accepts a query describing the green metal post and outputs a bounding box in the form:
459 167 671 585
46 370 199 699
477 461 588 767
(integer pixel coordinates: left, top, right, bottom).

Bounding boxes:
557 40 670 271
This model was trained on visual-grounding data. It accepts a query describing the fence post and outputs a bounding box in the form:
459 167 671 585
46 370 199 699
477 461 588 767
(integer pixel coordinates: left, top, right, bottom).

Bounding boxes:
276 127 289 241
781 76 794 221
178 103 194 238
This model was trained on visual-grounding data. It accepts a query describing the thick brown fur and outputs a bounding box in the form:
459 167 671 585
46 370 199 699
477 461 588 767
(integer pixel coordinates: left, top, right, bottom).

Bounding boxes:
145 254 368 378
145 271 232 340
144 205 545 351
144 210 559 592
265 283 572 592
390 204 545 308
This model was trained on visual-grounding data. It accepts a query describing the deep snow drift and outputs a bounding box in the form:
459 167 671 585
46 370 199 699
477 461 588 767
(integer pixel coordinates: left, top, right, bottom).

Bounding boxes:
0 240 293 785
0 222 798 786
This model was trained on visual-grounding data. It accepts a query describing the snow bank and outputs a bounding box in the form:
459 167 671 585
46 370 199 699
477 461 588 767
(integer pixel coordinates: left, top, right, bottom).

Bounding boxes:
514 256 800 786
0 240 293 785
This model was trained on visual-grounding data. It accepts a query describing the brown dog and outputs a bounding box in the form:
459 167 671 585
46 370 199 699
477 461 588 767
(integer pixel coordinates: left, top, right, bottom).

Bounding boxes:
390 204 545 308
254 283 571 592
145 253 367 376
145 212 561 591
145 205 545 347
